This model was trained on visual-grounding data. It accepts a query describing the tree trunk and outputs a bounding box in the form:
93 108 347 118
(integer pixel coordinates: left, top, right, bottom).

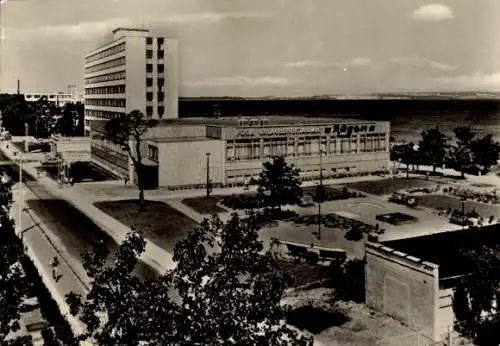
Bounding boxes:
433 165 436 173
406 164 410 178
139 188 145 212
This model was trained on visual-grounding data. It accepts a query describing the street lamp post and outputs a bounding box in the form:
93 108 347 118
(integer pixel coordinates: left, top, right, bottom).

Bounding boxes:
206 152 211 197
17 154 23 234
314 150 326 242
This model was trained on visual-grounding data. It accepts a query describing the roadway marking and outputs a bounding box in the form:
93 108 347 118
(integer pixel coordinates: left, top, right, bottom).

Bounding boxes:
335 210 361 219
344 202 385 209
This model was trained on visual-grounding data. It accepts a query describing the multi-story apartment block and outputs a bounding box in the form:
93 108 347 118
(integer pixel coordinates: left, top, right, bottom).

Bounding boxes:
83 28 179 135
24 85 84 108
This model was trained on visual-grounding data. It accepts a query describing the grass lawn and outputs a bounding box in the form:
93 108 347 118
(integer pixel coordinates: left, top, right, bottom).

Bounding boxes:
343 177 435 196
182 196 226 215
415 194 500 219
94 199 199 252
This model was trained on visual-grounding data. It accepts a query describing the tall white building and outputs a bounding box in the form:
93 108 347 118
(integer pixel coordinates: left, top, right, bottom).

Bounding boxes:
83 28 179 135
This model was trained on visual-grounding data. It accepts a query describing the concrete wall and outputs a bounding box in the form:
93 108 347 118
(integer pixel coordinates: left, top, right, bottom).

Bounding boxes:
436 288 455 340
53 137 91 163
125 36 147 114
365 241 440 342
165 39 179 119
144 125 207 139
157 139 225 187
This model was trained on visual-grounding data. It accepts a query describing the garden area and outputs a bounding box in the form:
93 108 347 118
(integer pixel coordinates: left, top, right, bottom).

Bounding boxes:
292 213 375 234
182 196 227 215
302 186 366 202
415 194 500 221
443 185 500 204
343 177 436 196
94 200 199 253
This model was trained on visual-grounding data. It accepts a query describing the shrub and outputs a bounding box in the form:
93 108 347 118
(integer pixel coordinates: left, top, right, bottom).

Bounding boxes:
329 259 366 303
304 251 319 265
345 228 364 242
221 194 262 210
489 216 495 224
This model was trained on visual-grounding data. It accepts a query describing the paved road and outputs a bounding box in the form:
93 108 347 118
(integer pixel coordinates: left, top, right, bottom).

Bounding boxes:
21 181 158 280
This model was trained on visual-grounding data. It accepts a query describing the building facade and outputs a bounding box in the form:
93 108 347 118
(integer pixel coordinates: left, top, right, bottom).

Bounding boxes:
90 116 390 188
24 89 84 107
83 28 179 135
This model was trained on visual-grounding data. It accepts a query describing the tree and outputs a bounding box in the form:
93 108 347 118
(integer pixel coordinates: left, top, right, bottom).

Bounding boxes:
448 126 477 178
452 245 500 346
255 156 303 211
104 110 158 212
470 134 500 175
0 180 33 345
418 127 448 173
66 213 313 345
392 143 417 178
59 102 85 137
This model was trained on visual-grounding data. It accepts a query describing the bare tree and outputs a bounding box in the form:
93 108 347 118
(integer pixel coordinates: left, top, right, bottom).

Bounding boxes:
104 110 157 212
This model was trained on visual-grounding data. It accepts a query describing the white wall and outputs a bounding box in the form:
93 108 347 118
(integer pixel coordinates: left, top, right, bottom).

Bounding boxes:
157 139 224 187
165 39 179 119
125 37 147 114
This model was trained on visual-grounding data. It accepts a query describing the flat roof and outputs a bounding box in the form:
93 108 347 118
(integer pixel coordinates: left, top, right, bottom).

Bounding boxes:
149 136 215 143
382 225 500 280
150 116 382 127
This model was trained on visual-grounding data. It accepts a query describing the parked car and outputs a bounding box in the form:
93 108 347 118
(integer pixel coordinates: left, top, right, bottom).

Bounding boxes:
299 195 315 207
388 192 418 208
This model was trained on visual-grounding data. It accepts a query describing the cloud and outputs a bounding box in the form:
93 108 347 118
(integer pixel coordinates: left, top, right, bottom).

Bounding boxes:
391 56 456 71
3 11 272 40
284 60 340 69
435 72 500 90
412 3 454 22
347 57 372 67
186 76 301 87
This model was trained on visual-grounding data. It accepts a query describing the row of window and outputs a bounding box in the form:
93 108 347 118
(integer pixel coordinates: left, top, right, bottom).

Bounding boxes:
85 71 126 85
85 98 126 108
85 57 126 74
85 85 126 95
147 145 159 161
146 92 165 101
145 106 165 117
146 78 165 88
146 49 165 59
225 135 387 160
146 64 165 73
85 109 124 120
85 42 126 64
146 37 164 45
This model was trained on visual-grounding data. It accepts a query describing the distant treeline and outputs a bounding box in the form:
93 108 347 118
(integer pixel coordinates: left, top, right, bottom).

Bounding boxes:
178 98 500 119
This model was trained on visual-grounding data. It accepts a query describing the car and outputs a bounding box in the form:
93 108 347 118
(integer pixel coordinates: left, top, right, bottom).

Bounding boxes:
299 195 315 207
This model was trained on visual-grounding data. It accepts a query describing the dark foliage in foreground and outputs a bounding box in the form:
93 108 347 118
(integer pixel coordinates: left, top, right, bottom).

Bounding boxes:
66 212 314 345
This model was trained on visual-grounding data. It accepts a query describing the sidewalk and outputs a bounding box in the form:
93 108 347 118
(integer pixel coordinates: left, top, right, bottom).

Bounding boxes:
12 184 90 344
0 142 174 274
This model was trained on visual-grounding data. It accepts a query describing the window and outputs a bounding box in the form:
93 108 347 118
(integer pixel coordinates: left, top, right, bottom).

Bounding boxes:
157 92 165 101
148 145 158 161
351 138 357 153
146 50 153 59
146 78 153 87
157 64 164 73
158 78 165 88
146 92 153 101
158 106 164 118
146 64 153 73
157 50 164 59
157 38 164 46
146 106 153 116
146 37 153 45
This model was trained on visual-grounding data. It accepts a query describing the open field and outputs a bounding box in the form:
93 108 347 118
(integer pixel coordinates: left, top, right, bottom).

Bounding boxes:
94 199 199 252
343 177 436 196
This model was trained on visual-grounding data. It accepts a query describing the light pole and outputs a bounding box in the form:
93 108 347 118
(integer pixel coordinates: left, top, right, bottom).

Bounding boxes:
206 152 211 197
314 150 326 242
17 154 23 235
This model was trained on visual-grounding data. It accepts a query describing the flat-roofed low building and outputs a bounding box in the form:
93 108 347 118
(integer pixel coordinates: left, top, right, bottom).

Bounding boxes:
365 225 500 343
90 116 390 188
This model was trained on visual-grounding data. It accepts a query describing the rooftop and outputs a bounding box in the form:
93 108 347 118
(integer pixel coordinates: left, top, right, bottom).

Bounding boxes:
382 224 500 281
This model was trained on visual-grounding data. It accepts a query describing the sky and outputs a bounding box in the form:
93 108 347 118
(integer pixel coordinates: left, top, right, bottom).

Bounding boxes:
1 0 500 97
